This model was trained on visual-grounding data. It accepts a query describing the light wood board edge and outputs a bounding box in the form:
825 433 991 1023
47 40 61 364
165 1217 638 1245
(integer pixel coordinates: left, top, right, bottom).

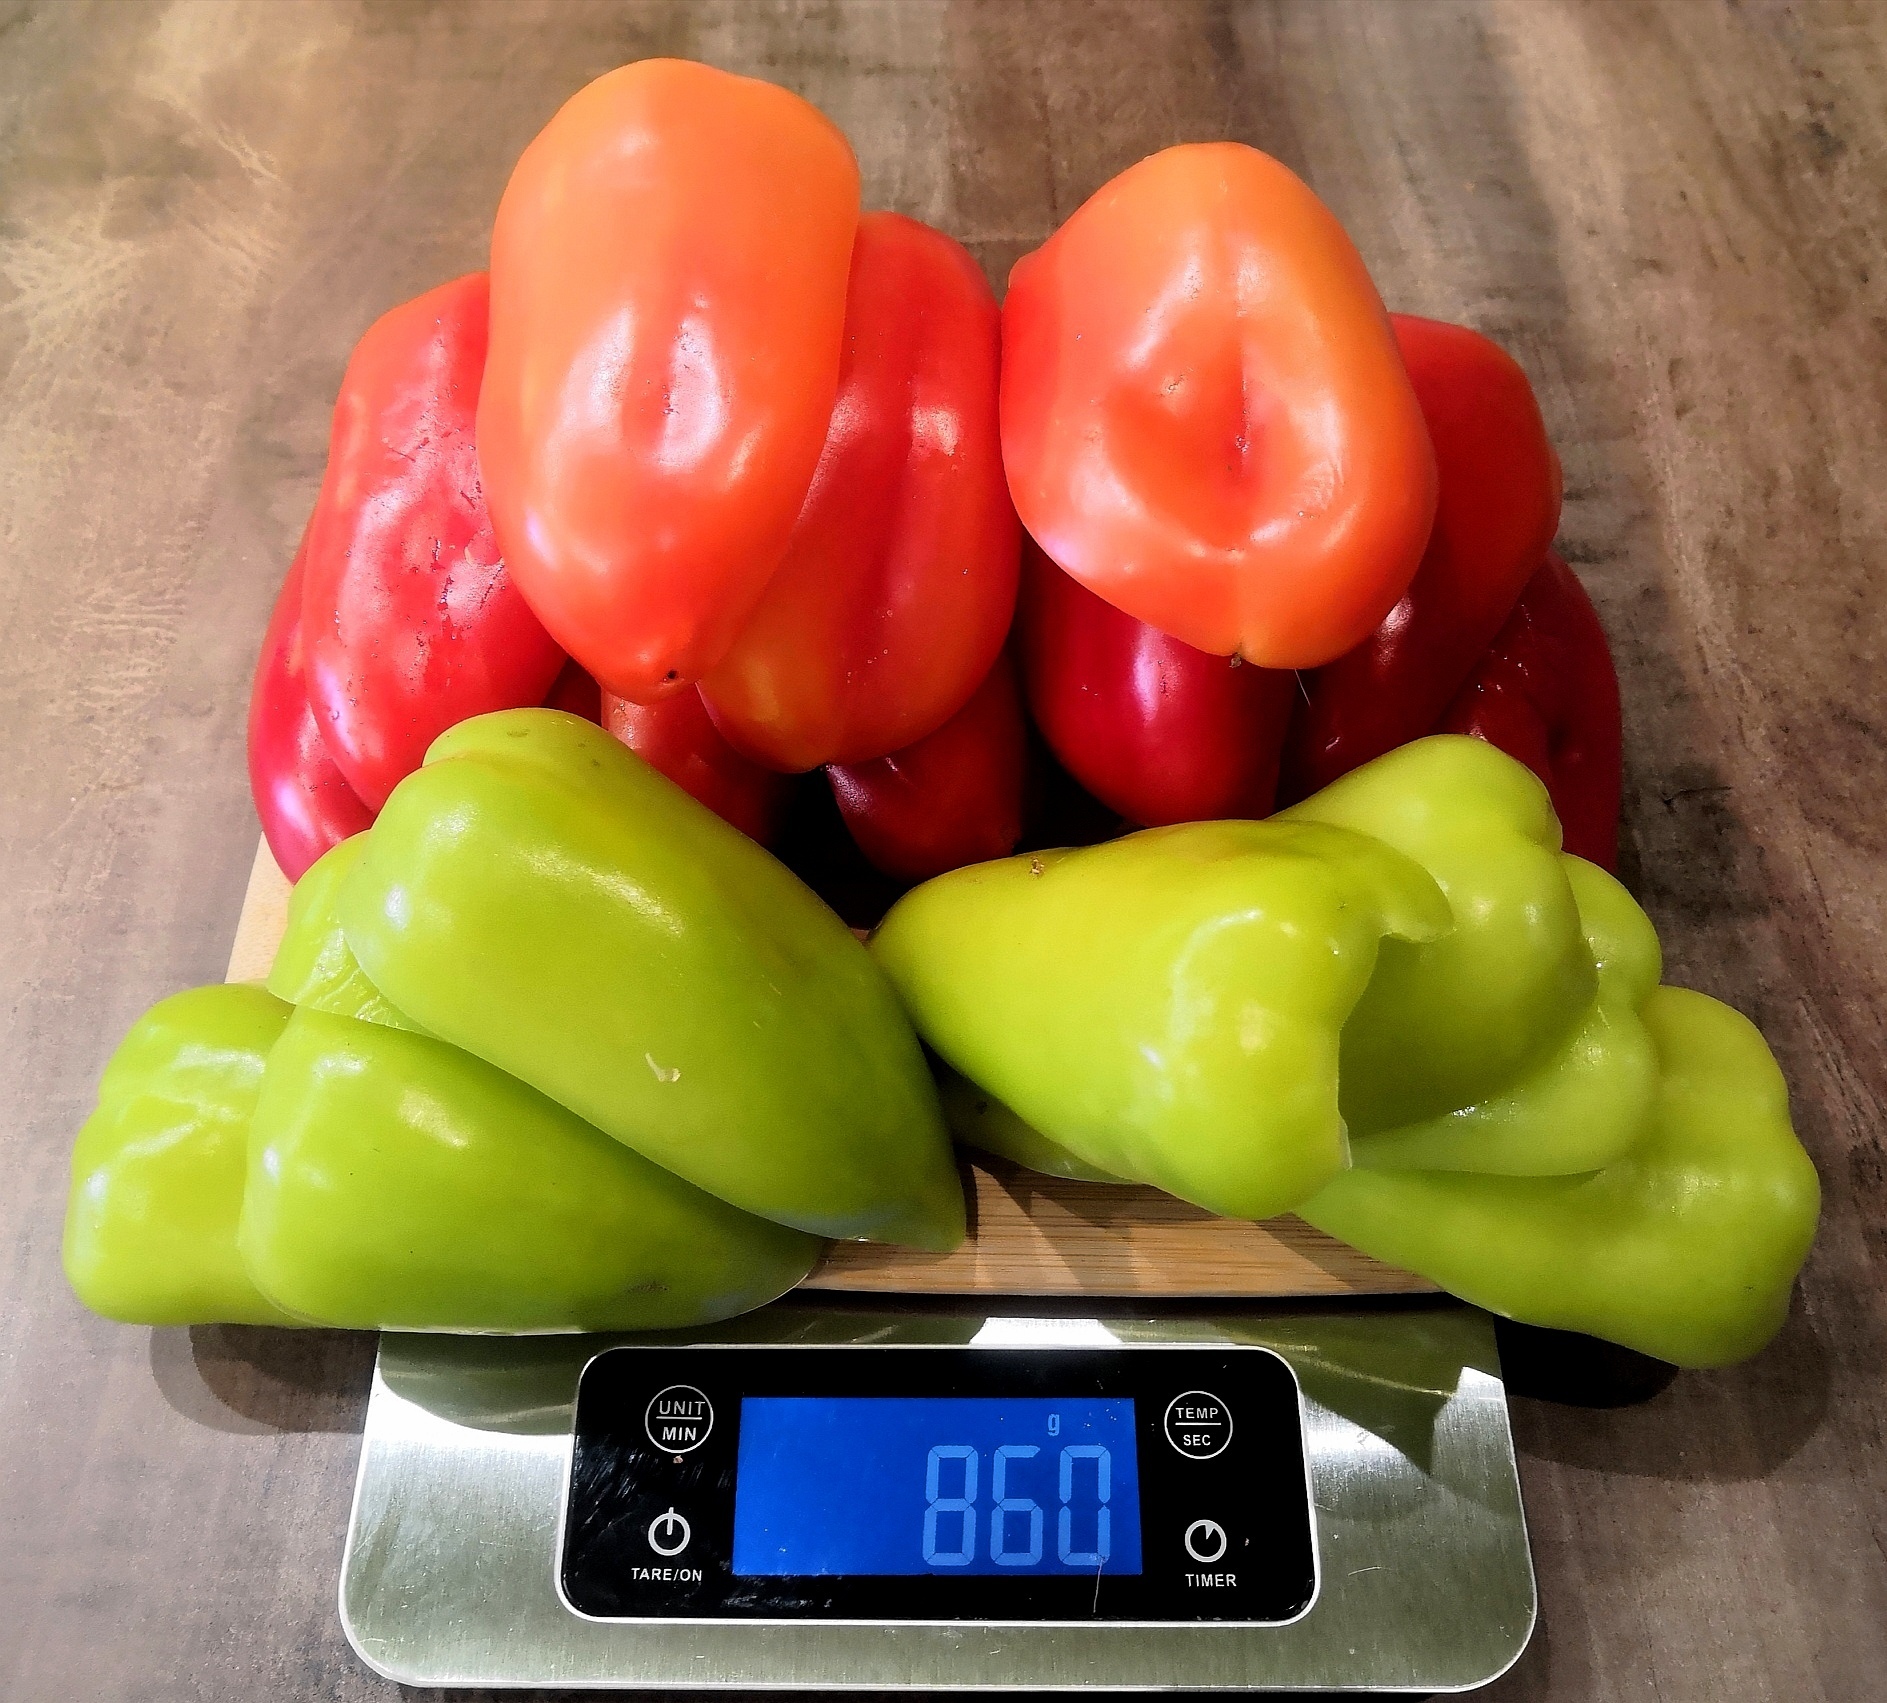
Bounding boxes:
228 837 1433 1299
226 839 294 984
801 1173 1436 1296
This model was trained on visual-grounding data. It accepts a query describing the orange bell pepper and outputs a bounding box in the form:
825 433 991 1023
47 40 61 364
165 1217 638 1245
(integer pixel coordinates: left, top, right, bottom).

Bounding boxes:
1001 142 1435 669
479 59 860 703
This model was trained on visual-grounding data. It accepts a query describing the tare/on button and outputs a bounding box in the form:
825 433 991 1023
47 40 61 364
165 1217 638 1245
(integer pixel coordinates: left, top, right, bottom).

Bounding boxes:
1164 1390 1233 1459
646 1507 692 1558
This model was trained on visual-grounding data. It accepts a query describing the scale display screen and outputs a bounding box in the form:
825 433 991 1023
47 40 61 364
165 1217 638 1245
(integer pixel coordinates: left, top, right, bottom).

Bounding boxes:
730 1396 1142 1577
561 1343 1315 1624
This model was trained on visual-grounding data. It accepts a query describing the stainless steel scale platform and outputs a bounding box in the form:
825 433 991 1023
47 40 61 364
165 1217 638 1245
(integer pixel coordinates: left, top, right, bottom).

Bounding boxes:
339 1300 1534 1692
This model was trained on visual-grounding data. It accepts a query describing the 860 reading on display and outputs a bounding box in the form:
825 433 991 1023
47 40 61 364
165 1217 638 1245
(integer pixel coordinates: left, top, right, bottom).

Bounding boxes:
731 1397 1143 1576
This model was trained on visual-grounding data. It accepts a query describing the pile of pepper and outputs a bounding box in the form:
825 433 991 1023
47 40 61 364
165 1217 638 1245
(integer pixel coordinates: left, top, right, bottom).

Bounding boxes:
877 736 1817 1367
68 59 1817 1368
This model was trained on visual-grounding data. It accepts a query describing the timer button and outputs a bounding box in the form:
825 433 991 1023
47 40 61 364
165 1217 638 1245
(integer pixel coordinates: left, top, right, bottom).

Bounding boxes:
1183 1518 1229 1564
647 1508 692 1557
1164 1390 1233 1459
645 1385 714 1453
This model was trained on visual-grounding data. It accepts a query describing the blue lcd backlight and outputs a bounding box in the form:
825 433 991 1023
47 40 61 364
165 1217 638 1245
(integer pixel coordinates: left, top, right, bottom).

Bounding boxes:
731 1397 1142 1577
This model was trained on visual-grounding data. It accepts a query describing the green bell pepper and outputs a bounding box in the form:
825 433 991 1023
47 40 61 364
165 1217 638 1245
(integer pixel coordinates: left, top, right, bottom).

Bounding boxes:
870 818 1448 1219
240 1006 822 1331
938 850 1664 1189
341 710 963 1249
1299 986 1821 1367
1280 736 1598 1134
938 1067 1132 1185
266 833 419 1031
64 984 300 1326
1350 854 1662 1176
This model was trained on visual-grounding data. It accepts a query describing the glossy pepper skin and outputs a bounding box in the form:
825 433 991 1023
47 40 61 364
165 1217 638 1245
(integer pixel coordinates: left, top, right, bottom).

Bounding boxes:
340 710 963 1248
1351 853 1661 1178
1441 552 1624 871
828 653 1026 882
870 818 1447 1219
479 59 861 703
64 984 300 1326
1000 142 1436 668
701 213 1019 772
925 844 1660 1188
1018 541 1296 826
1299 987 1821 1368
603 688 796 845
301 273 565 811
1283 315 1563 800
1281 737 1596 1134
266 834 419 1031
241 1008 821 1332
248 531 375 881
938 1068 1130 1186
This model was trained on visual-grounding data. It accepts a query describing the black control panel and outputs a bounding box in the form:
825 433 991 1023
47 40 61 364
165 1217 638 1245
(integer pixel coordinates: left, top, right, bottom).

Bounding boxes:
560 1344 1317 1623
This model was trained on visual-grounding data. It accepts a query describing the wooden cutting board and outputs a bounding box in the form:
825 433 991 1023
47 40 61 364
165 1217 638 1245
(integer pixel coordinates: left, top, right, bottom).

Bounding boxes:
226 840 1432 1299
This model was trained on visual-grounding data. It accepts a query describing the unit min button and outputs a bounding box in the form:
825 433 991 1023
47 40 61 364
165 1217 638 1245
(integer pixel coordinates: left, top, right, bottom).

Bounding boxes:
646 1385 714 1453
1164 1390 1233 1459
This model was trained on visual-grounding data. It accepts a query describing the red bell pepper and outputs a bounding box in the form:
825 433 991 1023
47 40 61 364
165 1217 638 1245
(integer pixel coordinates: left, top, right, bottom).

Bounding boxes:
1001 142 1435 669
700 212 1018 773
301 273 565 810
601 689 795 846
827 653 1026 882
247 531 374 881
542 659 602 723
1439 553 1623 869
1282 314 1562 800
1019 543 1295 827
480 59 861 703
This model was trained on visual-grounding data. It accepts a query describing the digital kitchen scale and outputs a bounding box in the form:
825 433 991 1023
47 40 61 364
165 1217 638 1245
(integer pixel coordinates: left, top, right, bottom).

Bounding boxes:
338 1299 1534 1690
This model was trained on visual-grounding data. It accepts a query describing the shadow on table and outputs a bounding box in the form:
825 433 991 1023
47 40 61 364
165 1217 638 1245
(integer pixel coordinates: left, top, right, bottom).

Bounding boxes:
1505 1293 1829 1483
148 1323 376 1434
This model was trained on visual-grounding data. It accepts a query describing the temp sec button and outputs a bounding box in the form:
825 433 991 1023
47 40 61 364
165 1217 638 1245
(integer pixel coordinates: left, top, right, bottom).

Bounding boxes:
646 1385 714 1453
1164 1390 1233 1459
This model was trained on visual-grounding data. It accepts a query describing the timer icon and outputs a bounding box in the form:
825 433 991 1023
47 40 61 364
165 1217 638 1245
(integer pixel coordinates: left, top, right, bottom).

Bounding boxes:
1183 1518 1229 1564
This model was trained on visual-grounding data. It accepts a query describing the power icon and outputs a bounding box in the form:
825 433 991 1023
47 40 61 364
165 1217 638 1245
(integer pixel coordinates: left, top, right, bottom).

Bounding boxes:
647 1507 692 1558
1184 1518 1228 1564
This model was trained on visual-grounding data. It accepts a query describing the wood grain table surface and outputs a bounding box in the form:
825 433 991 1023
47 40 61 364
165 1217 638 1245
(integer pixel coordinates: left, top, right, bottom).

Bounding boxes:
2 1 1883 1697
